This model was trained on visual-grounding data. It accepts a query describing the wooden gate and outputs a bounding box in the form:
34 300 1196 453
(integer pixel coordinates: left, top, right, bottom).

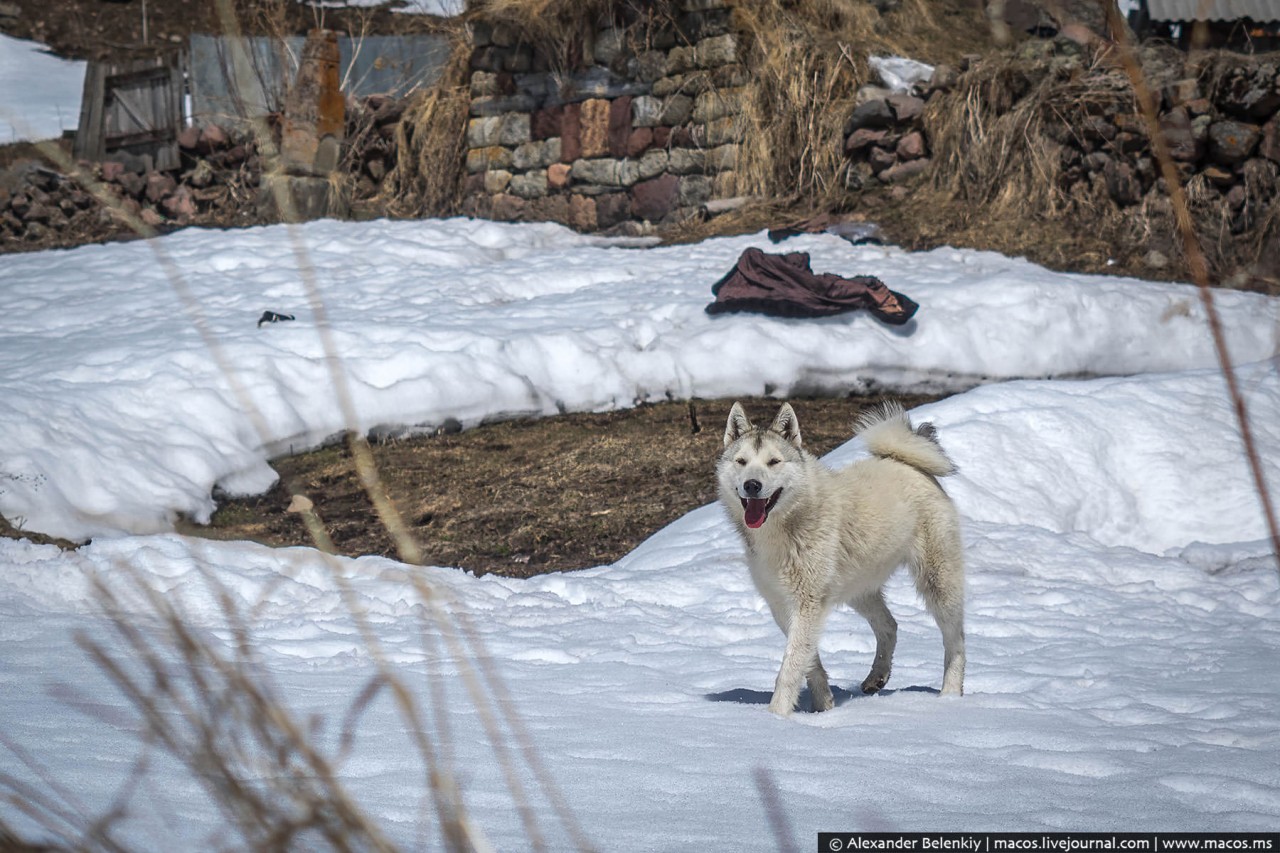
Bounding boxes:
75 56 184 171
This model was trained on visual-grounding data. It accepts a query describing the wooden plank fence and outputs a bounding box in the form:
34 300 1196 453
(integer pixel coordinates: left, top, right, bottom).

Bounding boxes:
74 56 184 171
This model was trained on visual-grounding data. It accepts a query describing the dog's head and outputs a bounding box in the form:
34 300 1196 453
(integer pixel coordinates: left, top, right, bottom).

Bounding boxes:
717 402 805 530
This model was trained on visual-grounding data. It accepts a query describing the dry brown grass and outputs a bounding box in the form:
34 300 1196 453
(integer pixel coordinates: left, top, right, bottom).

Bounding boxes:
80 571 402 852
920 37 1280 288
387 27 474 217
927 45 1129 214
0 553 554 851
733 0 989 207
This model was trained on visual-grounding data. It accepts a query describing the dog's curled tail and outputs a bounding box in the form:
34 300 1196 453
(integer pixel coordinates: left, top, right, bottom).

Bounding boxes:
856 402 957 477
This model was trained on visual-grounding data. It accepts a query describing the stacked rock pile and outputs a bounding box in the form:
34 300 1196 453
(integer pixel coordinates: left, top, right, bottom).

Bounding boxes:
841 43 1280 246
0 93 410 250
0 165 97 245
460 0 747 232
0 123 263 248
842 88 933 190
1031 50 1278 246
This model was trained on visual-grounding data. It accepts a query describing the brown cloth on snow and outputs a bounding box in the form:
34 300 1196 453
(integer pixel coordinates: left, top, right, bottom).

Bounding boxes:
705 247 918 325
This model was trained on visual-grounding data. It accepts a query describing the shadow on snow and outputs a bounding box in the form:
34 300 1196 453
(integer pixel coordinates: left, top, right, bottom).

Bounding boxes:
705 684 940 710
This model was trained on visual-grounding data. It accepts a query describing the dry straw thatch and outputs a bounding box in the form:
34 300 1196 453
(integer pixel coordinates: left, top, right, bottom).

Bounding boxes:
731 0 967 206
924 47 1129 214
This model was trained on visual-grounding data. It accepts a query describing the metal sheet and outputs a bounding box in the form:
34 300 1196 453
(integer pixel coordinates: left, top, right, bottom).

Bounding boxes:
189 34 450 127
1146 0 1280 22
340 35 452 99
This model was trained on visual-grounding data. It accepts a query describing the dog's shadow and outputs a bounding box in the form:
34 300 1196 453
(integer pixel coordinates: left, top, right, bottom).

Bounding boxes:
705 684 939 709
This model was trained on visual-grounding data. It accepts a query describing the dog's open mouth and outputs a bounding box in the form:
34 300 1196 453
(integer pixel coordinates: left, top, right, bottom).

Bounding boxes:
741 488 782 529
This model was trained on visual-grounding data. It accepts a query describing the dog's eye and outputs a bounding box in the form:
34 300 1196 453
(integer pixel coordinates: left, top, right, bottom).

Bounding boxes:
735 458 746 466
767 458 781 467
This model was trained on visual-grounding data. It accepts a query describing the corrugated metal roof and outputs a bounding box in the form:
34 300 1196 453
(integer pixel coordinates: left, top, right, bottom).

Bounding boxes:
1146 0 1280 21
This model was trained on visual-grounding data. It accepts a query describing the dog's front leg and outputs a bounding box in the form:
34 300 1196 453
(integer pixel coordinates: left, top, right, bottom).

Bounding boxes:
769 604 825 717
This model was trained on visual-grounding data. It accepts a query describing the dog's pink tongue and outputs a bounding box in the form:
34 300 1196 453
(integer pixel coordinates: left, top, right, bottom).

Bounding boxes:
743 498 769 529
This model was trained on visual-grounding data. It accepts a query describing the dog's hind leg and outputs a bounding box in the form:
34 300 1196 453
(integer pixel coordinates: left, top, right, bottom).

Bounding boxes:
928 593 965 696
936 607 965 696
768 603 827 717
850 590 897 694
913 549 966 696
767 601 833 713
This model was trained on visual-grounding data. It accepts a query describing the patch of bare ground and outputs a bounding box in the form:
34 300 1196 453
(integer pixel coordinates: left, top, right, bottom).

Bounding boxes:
177 393 945 577
0 515 79 550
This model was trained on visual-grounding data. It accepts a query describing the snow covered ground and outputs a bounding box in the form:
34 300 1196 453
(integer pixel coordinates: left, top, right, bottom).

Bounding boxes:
0 33 85 143
1 218 1278 848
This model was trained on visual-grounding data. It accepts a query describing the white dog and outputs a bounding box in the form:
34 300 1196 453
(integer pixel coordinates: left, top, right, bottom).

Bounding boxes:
717 401 965 716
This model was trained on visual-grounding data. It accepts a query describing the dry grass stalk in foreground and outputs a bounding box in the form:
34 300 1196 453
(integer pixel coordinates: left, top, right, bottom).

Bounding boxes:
0 561 493 851
79 571 401 852
4 528 602 849
1094 0 1280 575
0 3 594 847
213 5 596 848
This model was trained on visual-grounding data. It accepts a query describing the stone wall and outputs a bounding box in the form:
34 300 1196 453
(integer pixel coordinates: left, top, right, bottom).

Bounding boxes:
459 0 748 233
843 43 1280 269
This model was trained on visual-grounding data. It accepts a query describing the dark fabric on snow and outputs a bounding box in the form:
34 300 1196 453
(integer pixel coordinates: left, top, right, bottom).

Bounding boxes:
767 213 884 246
705 247 918 325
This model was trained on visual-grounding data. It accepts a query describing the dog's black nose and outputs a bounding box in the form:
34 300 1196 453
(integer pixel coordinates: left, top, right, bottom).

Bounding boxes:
743 479 762 497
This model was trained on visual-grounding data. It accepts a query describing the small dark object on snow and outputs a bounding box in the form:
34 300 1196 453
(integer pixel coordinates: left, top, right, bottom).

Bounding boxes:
768 213 884 246
257 311 296 327
706 247 918 325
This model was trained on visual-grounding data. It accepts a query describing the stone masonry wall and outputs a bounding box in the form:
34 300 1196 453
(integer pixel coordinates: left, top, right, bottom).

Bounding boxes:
460 0 747 233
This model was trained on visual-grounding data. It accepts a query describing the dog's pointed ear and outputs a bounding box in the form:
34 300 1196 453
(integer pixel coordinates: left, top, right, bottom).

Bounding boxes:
724 402 752 447
770 403 802 447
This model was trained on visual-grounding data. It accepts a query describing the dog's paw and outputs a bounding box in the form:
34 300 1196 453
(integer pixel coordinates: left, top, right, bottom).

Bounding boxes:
861 673 889 694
